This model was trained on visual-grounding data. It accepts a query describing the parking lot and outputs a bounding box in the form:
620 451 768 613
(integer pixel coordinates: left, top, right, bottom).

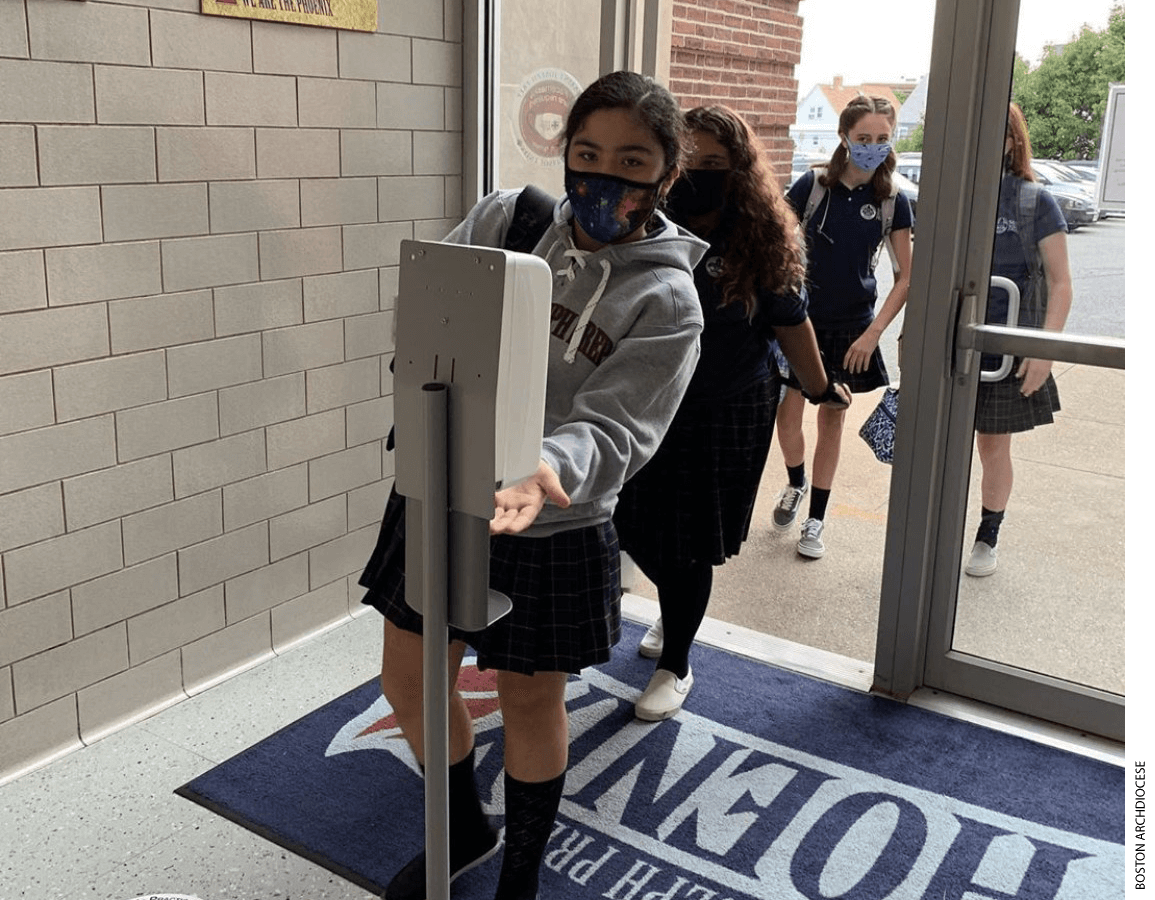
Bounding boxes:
627 216 1125 695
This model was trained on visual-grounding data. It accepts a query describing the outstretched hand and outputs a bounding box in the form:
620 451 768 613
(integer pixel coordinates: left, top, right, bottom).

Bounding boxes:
491 460 571 535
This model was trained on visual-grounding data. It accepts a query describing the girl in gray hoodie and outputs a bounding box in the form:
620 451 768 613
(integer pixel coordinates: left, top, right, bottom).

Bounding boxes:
360 71 707 900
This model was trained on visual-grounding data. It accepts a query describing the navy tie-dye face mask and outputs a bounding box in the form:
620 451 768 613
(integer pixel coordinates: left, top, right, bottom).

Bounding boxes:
564 166 662 244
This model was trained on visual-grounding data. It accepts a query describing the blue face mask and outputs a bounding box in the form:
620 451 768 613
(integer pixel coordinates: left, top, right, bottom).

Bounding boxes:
846 140 892 172
564 166 663 244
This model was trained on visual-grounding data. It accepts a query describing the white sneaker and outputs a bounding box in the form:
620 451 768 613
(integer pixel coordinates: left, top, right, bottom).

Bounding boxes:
965 541 998 576
638 618 663 659
635 667 694 721
796 517 826 558
772 480 809 531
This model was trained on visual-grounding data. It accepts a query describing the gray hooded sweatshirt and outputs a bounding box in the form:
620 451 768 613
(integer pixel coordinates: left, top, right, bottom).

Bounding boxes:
443 189 708 537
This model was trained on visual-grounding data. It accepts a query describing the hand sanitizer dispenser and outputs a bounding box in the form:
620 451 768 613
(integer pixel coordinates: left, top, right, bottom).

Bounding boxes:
392 239 552 631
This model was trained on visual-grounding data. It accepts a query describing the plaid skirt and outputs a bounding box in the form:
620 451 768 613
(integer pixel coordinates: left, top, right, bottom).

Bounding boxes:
359 488 622 675
974 368 1061 434
613 375 777 570
784 326 890 394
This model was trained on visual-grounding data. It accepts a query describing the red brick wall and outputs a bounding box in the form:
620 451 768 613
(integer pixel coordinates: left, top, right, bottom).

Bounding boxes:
669 0 802 186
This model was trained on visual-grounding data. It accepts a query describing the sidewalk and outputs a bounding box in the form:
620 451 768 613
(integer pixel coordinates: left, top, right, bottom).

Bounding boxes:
626 361 1125 695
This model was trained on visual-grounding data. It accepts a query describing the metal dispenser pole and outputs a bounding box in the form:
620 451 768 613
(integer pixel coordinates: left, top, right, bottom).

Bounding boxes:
417 383 450 900
393 239 551 900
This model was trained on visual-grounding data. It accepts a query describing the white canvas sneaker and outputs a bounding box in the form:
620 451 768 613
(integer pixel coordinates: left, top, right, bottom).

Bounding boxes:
635 667 694 721
638 618 664 659
965 541 998 576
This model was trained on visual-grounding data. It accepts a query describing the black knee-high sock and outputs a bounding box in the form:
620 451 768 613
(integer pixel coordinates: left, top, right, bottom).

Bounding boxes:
653 560 713 680
976 507 1005 547
494 770 566 900
447 748 492 848
808 487 831 521
385 749 496 900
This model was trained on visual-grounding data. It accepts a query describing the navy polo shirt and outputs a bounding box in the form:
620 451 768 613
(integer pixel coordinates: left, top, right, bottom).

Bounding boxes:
786 170 913 330
681 220 809 404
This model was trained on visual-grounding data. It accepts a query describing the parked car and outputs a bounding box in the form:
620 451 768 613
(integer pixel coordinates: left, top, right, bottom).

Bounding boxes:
892 170 919 221
895 151 922 185
1058 159 1099 181
790 151 828 184
1031 161 1100 229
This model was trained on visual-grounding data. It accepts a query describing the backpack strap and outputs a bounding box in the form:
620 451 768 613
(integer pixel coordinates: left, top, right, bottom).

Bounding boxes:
879 191 899 274
504 184 557 253
1015 179 1047 321
800 167 828 232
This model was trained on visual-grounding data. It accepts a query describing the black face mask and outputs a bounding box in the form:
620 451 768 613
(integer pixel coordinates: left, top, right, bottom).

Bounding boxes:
665 168 730 221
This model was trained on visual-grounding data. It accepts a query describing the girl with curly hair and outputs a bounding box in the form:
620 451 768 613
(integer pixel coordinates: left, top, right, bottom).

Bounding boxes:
613 104 849 721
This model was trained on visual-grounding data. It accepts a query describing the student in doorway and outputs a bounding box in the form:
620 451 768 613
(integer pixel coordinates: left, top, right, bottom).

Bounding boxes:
965 101 1072 576
613 104 850 721
773 95 914 559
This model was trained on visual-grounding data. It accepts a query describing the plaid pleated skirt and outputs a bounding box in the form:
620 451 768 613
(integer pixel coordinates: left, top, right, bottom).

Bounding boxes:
974 368 1061 434
359 488 622 675
613 375 778 570
784 326 890 394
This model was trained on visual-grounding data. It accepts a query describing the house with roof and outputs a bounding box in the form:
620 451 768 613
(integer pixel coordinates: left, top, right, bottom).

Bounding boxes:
790 75 917 156
896 74 929 141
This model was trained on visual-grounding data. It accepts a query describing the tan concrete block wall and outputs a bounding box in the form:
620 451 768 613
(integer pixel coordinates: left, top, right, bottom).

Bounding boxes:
670 0 803 186
1 0 461 783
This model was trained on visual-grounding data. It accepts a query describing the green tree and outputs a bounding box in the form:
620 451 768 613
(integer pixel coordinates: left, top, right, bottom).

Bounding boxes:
895 120 923 153
1012 4 1125 160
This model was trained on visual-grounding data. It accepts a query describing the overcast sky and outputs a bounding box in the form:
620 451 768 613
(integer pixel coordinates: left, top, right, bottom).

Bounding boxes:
794 0 1126 96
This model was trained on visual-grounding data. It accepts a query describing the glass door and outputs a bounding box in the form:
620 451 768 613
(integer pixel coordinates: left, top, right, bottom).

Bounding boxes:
873 0 1124 740
465 0 663 201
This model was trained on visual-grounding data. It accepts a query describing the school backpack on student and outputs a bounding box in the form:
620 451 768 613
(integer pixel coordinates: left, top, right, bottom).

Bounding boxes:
799 167 900 274
1011 178 1048 325
505 184 557 253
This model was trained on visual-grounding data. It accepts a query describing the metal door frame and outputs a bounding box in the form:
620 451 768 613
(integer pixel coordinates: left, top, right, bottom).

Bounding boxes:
872 0 1124 740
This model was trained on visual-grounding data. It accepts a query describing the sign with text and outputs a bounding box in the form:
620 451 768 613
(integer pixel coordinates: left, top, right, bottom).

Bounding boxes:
201 0 376 32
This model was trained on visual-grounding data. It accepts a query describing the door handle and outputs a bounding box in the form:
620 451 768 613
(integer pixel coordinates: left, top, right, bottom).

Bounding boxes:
953 276 1020 380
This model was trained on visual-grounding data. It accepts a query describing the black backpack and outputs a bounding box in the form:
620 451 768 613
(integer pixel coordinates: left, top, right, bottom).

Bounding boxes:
504 184 557 252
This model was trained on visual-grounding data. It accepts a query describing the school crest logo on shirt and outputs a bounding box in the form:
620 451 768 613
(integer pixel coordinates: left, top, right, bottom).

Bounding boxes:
860 204 878 221
705 255 725 278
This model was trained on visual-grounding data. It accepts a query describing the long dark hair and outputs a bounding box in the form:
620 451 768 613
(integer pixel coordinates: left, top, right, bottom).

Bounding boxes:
821 95 897 204
563 70 687 179
684 105 805 315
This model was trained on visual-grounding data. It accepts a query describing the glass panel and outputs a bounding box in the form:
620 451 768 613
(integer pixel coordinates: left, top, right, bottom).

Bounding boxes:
628 2 935 665
496 0 603 194
949 2 1125 695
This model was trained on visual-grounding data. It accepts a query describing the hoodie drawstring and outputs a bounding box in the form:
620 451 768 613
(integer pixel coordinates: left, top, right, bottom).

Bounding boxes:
554 244 613 365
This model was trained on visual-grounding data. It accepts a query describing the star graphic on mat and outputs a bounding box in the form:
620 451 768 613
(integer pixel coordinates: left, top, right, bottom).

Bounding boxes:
324 660 501 768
